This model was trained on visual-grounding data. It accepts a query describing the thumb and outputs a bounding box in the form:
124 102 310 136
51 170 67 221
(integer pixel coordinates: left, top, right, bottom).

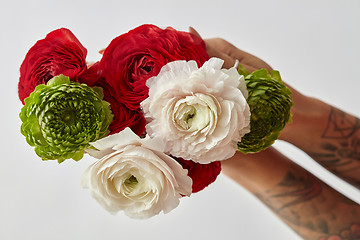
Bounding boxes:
189 26 202 39
189 27 235 68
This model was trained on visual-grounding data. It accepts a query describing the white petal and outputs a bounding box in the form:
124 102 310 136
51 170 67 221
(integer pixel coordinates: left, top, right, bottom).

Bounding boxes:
201 57 224 71
88 128 139 158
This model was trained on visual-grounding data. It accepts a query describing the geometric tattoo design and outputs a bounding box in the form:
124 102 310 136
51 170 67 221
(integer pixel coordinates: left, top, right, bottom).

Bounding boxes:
322 107 360 139
311 107 360 170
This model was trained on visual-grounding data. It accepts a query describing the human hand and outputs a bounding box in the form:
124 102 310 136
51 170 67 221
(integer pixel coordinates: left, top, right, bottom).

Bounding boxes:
189 27 272 71
189 27 303 100
189 27 315 137
189 27 303 141
190 27 360 188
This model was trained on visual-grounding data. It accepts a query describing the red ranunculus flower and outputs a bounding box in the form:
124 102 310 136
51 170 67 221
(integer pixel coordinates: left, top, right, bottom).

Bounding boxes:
18 28 98 104
98 80 146 136
176 158 221 193
99 24 209 111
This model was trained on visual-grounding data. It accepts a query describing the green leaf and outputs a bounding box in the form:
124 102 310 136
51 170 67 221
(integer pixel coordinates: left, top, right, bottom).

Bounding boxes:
92 86 104 99
238 64 251 77
249 69 268 79
270 70 282 82
47 74 70 87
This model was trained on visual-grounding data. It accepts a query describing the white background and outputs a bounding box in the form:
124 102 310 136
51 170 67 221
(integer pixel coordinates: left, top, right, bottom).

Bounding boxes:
1 0 359 239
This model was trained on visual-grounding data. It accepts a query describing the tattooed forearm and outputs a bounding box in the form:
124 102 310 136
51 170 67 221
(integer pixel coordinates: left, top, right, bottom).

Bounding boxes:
271 172 322 210
322 107 360 140
221 148 360 240
308 107 360 187
257 168 360 240
259 171 326 234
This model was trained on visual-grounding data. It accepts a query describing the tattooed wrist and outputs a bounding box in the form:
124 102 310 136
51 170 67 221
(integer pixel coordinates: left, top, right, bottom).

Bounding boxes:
308 107 360 187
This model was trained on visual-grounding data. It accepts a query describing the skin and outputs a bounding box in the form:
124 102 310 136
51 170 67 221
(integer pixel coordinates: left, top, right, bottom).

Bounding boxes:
189 27 360 239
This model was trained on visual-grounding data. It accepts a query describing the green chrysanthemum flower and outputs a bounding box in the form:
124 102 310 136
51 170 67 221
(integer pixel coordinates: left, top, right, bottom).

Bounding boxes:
237 66 293 153
19 75 113 163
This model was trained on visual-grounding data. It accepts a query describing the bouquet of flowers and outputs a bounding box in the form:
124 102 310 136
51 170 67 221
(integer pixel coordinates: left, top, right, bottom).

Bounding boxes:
18 25 293 219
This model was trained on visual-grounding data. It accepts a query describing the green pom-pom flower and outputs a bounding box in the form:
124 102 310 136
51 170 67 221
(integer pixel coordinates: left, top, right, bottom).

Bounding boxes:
237 67 293 153
20 75 113 163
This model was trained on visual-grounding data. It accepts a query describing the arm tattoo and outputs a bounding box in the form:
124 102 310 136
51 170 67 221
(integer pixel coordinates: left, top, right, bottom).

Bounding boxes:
318 223 360 240
322 107 360 139
259 171 326 233
309 107 360 179
272 172 322 210
259 170 359 238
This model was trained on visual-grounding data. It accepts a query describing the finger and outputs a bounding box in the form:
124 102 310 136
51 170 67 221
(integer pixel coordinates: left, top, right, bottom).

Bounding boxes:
205 38 248 62
207 44 259 72
189 26 202 39
226 45 273 72
207 48 257 73
206 46 236 69
201 40 256 71
188 27 234 67
240 54 273 72
205 38 272 71
188 28 260 72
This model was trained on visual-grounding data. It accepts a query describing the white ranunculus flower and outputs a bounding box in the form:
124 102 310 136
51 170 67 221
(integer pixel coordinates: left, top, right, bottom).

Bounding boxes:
81 128 192 219
141 57 251 164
